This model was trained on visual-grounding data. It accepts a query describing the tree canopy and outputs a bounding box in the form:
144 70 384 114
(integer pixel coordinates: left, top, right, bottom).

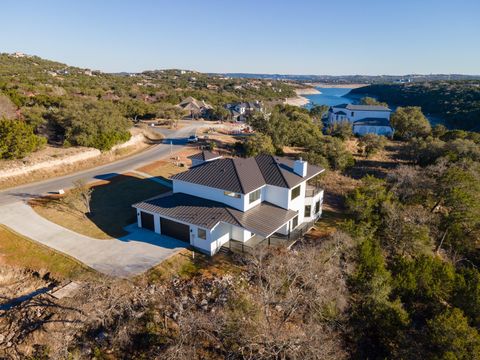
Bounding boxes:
390 106 431 140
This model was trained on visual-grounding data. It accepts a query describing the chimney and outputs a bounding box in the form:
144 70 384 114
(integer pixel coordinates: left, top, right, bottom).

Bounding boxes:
293 157 308 177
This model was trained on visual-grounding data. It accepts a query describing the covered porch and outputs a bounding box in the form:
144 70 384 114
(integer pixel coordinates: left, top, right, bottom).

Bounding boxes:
221 219 316 254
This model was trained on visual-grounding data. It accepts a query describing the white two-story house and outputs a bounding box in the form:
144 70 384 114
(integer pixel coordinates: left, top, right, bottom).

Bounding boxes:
132 152 324 255
225 101 263 122
328 103 394 136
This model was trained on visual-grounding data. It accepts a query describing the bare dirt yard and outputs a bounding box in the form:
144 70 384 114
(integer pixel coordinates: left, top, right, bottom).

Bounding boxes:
136 147 198 179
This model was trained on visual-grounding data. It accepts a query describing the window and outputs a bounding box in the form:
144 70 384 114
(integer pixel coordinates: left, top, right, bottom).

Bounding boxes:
291 185 301 200
291 215 299 229
315 200 321 214
224 191 241 198
351 111 354 116
249 189 261 203
197 228 207 240
305 205 311 218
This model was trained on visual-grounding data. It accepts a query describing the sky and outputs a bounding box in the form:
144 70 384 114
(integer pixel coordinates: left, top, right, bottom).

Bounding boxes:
1 0 480 75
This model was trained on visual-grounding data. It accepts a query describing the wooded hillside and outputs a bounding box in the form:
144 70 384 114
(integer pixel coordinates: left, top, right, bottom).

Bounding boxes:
349 82 480 131
0 54 295 158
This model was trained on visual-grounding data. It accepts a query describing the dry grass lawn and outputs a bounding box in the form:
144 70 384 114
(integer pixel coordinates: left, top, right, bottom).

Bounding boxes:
137 159 189 179
31 173 169 239
0 225 95 281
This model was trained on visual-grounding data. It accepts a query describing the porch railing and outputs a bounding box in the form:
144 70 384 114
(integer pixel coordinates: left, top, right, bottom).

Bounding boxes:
223 219 316 254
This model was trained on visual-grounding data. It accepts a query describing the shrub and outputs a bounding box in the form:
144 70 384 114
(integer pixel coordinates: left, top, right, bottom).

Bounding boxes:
0 118 46 159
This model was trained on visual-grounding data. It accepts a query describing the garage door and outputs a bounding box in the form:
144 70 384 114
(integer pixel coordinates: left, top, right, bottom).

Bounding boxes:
160 218 190 242
140 212 155 231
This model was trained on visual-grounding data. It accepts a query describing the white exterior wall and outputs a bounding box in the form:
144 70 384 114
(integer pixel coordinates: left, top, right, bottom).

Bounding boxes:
287 181 307 226
231 225 252 241
304 190 324 221
353 125 393 136
174 180 265 212
264 184 290 209
329 108 391 123
243 185 265 211
190 222 231 256
173 179 245 210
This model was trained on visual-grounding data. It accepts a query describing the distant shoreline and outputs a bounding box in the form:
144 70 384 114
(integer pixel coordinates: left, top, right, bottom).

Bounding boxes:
295 88 321 95
284 96 310 107
305 83 368 89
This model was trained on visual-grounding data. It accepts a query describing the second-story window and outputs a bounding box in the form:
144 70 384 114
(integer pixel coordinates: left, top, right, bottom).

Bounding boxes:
249 189 261 203
291 185 301 200
305 205 311 217
224 191 241 198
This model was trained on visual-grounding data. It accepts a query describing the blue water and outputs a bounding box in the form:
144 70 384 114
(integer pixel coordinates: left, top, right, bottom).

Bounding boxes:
304 87 356 108
304 87 447 127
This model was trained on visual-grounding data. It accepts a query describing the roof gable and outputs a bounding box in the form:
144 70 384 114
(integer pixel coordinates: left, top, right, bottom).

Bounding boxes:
171 154 324 194
331 103 391 112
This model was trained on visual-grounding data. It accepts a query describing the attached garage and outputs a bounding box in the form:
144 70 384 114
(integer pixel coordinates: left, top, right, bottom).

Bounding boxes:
160 217 190 242
140 212 155 231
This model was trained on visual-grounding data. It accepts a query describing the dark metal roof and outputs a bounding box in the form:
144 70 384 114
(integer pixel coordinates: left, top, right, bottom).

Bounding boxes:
188 151 222 162
254 154 324 189
133 192 297 237
332 103 391 112
171 155 324 194
230 201 298 237
334 111 347 115
353 117 392 127
172 158 265 193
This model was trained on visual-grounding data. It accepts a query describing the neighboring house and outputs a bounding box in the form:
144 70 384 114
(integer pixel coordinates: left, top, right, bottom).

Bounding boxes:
133 154 324 256
327 104 394 136
177 96 212 119
225 101 263 122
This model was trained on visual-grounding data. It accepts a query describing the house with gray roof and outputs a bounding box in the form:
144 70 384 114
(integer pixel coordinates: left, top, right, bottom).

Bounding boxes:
133 154 324 255
225 101 263 122
177 96 213 119
328 103 394 136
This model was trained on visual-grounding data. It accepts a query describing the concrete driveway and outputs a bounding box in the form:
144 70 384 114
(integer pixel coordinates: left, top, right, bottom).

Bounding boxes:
0 202 187 277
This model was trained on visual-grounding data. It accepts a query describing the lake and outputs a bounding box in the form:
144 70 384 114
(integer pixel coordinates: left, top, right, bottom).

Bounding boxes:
303 87 356 109
304 87 447 127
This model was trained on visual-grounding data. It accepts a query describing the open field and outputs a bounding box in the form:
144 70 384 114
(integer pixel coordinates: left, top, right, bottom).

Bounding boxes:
0 225 95 281
31 173 169 239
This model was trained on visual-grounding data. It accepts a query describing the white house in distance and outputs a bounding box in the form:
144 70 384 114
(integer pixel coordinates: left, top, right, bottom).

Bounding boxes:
225 101 263 122
327 103 394 136
133 151 324 255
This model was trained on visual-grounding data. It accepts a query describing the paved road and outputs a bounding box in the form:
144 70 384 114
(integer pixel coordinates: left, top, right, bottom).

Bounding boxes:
0 202 187 277
0 121 212 276
0 121 207 206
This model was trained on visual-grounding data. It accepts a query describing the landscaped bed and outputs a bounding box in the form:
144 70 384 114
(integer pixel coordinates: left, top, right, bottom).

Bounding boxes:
30 173 170 239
